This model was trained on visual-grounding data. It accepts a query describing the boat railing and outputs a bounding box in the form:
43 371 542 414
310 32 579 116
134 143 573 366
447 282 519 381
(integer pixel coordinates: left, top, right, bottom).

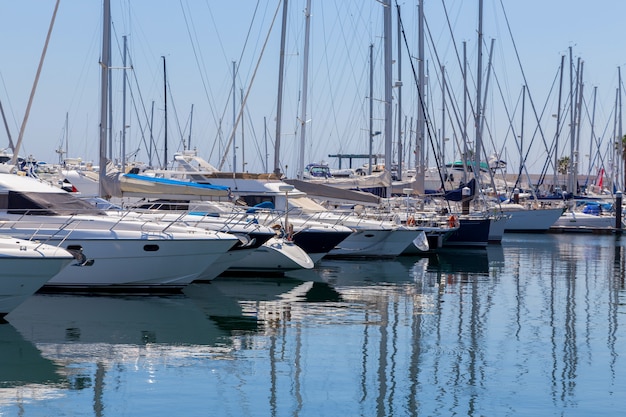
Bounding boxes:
0 215 88 247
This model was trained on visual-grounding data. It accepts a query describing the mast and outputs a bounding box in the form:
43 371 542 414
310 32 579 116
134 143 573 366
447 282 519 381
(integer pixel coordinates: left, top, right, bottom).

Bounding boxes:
274 0 288 176
107 29 113 161
188 104 194 150
462 41 468 182
368 43 374 175
65 112 69 160
617 67 626 189
587 86 597 180
568 48 575 194
474 0 483 179
264 116 268 173
149 100 154 167
232 60 237 172
241 88 245 171
441 65 446 177
553 54 565 191
520 85 526 179
383 0 392 193
415 0 425 193
573 60 584 195
0 100 15 152
121 35 128 171
297 0 311 180
396 4 402 182
98 0 111 198
162 56 168 170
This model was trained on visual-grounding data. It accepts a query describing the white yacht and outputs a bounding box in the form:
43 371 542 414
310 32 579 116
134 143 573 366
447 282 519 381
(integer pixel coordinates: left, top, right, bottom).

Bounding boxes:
107 152 426 258
0 173 238 292
85 197 315 276
197 177 425 258
0 235 74 318
67 163 347 265
498 203 564 232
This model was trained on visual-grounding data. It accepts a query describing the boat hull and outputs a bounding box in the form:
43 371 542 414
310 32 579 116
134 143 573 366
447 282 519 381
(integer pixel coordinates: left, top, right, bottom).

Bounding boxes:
0 238 73 317
291 229 353 263
40 237 235 291
550 212 617 232
502 207 563 232
488 215 508 242
327 228 419 258
226 237 314 274
443 218 490 248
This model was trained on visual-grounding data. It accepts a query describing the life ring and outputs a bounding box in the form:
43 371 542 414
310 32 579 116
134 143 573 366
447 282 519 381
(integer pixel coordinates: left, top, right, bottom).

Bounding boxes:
406 216 416 227
447 215 457 228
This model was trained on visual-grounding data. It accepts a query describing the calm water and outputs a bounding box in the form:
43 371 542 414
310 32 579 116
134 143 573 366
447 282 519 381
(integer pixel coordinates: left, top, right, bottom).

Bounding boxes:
1 233 625 416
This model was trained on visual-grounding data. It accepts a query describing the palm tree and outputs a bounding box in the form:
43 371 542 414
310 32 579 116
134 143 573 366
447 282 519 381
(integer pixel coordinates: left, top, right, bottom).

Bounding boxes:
557 156 570 175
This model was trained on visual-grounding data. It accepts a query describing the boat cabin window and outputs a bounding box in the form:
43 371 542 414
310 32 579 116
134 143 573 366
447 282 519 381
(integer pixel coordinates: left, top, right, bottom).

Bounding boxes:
5 191 105 215
306 165 332 178
239 195 275 208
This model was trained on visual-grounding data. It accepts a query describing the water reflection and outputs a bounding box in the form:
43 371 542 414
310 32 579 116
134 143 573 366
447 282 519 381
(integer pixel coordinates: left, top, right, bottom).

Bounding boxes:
0 234 624 416
0 323 66 408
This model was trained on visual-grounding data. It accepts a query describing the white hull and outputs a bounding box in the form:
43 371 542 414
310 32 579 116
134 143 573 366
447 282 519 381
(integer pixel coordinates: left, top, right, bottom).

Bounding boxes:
0 173 239 290
0 237 73 316
228 237 314 273
328 228 419 258
42 236 235 290
488 215 508 242
195 247 258 281
400 229 431 255
500 207 563 232
551 212 617 231
0 216 237 290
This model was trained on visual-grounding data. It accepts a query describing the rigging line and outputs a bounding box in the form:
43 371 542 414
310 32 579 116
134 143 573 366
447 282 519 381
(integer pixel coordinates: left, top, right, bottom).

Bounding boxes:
218 0 282 171
203 0 264 166
497 0 552 171
537 62 582 189
235 0 262 84
0 71 19 140
483 61 526 193
421 12 474 187
122 46 162 168
440 0 470 112
424 12 479 153
317 0 371 158
12 0 60 164
586 96 614 182
0 99 15 151
179 1 220 149
319 2 346 160
243 102 265 170
536 66 571 188
396 3 448 197
164 80 187 154
319 3 343 162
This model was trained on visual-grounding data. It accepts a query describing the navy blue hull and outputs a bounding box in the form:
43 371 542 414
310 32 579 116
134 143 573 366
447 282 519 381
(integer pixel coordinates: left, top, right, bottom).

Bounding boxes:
292 230 352 257
442 218 490 248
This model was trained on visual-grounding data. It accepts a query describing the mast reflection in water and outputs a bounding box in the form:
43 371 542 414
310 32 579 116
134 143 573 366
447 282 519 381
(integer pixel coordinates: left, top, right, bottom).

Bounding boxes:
0 233 625 416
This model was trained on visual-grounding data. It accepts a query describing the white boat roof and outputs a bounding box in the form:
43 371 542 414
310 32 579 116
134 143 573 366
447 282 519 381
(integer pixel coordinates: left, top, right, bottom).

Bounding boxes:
0 173 66 194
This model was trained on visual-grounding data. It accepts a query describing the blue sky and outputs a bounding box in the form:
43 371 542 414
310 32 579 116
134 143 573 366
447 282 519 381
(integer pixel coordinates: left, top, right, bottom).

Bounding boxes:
1 1 625 178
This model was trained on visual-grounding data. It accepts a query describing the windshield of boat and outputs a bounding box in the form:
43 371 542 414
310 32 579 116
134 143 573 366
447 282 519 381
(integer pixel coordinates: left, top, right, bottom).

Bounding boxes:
288 196 327 213
5 191 106 215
